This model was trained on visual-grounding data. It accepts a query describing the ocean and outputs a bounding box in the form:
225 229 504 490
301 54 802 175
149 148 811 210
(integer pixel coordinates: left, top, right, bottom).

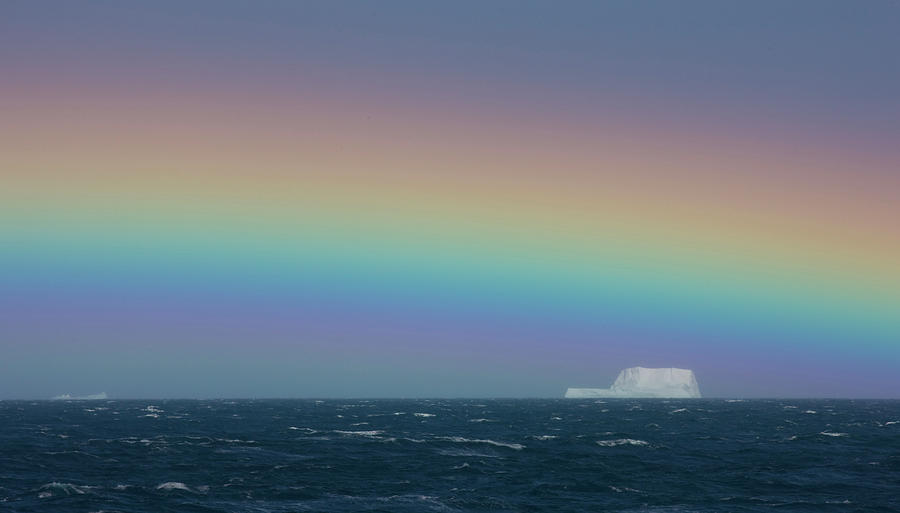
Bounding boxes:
1 399 898 512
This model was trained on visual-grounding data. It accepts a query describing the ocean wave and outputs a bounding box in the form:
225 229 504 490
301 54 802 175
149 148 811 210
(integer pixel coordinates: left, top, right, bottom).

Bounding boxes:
610 486 644 493
414 412 436 417
528 435 558 440
437 436 525 450
597 439 649 447
468 418 494 423
37 482 93 498
376 493 457 511
436 448 500 458
670 408 688 414
334 430 384 437
819 431 848 437
156 482 207 493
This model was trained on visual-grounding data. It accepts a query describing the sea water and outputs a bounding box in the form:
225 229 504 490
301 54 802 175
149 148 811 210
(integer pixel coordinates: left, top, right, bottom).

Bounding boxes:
1 399 898 512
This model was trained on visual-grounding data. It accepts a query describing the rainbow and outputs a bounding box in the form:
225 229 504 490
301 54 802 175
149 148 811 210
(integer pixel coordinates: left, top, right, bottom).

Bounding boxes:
1 2 898 398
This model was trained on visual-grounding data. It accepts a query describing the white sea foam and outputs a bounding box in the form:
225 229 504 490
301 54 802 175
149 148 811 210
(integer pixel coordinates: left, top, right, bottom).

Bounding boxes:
597 439 649 447
156 482 192 492
819 431 848 437
609 486 644 493
529 435 558 440
437 436 524 450
334 430 384 437
468 418 493 423
803 410 817 414
885 420 899 426
670 408 688 413
725 399 745 403
38 482 91 497
414 412 436 417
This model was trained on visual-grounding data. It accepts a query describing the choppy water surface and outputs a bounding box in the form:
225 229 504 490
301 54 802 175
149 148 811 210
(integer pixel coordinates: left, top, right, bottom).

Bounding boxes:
1 399 898 512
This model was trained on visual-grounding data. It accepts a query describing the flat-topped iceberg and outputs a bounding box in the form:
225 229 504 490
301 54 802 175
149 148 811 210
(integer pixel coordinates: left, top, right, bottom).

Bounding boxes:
566 367 701 398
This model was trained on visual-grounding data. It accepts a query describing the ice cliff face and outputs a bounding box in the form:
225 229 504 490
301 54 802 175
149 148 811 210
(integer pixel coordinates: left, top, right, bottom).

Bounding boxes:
565 367 701 398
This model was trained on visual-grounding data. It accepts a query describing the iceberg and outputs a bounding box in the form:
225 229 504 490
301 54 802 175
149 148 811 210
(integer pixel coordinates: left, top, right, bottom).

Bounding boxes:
565 367 701 398
51 392 108 400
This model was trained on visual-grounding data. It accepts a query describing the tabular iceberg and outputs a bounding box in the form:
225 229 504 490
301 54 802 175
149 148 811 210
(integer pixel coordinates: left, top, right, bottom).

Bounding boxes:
565 367 701 398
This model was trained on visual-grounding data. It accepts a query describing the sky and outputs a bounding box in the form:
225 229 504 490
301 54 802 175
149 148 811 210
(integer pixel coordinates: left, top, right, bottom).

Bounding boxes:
1 1 899 399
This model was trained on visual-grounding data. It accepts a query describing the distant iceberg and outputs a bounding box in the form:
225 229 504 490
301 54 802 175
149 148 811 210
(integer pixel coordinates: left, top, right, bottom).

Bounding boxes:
51 392 108 400
566 367 701 398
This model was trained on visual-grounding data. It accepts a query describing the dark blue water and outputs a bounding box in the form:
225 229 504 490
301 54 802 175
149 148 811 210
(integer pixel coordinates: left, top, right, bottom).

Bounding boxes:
1 399 898 512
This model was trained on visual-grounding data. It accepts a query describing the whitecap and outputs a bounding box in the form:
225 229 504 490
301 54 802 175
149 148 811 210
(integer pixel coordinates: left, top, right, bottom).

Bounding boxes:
725 399 745 403
468 418 493 423
670 408 688 414
803 410 817 414
885 420 899 426
529 435 558 440
609 486 644 493
333 430 383 437
414 412 436 417
819 431 848 437
597 439 649 447
38 482 92 497
437 436 524 450
156 482 192 492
